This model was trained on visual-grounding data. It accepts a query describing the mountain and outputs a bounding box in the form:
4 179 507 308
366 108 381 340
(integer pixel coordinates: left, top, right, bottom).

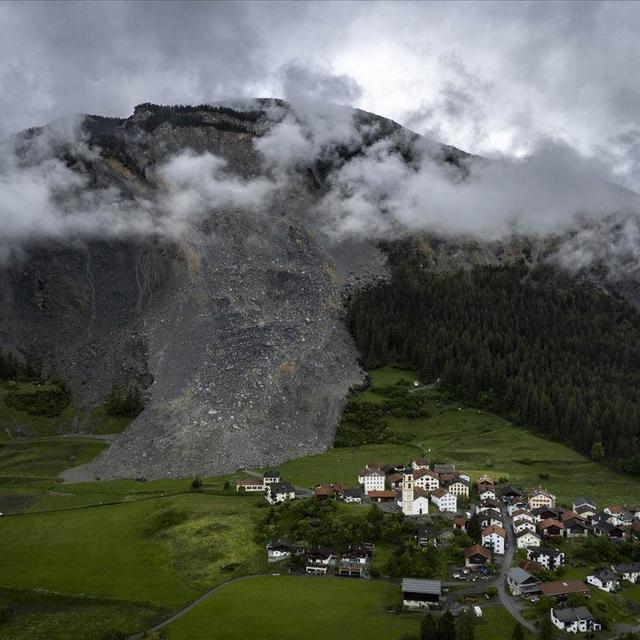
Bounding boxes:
2 101 639 481
0 102 417 480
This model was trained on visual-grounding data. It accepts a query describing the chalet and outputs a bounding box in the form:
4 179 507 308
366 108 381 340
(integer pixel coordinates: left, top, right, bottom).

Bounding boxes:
593 521 626 539
479 509 503 529
528 487 556 510
563 517 590 538
586 569 620 592
358 466 386 495
507 567 541 596
342 487 364 504
414 468 439 492
531 506 560 522
516 530 541 549
501 485 525 500
447 476 470 498
507 501 529 516
453 516 467 531
338 547 371 577
433 463 455 475
476 474 494 484
263 469 281 485
527 547 565 570
313 483 344 500
266 537 292 561
550 607 601 633
511 509 534 523
481 525 506 555
235 478 264 493
416 525 439 547
265 481 295 504
411 457 430 471
575 503 596 520
401 578 442 608
541 580 589 598
513 518 537 534
537 518 564 538
613 562 640 583
305 547 334 575
478 488 497 501
430 488 457 513
477 498 500 513
387 473 404 489
465 544 492 568
368 490 397 503
572 496 596 516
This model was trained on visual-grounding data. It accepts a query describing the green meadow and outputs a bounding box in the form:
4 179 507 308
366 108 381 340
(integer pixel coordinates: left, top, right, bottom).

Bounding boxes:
277 366 640 506
164 575 421 640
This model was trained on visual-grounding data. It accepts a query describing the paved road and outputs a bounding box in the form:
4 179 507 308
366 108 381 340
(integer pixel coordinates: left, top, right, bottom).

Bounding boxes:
496 506 537 635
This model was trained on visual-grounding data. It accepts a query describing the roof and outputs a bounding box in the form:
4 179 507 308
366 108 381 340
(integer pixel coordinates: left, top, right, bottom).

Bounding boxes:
529 486 554 498
368 490 397 498
573 496 594 507
615 562 640 573
361 468 385 477
412 457 429 466
434 464 455 473
507 567 538 585
263 469 280 477
480 508 502 520
401 578 442 595
538 518 564 530
476 474 494 484
236 478 264 486
541 580 589 596
342 486 364 497
414 468 438 479
591 569 618 581
453 516 467 526
270 481 294 493
416 525 438 538
529 546 562 557
482 525 506 537
465 544 492 559
414 487 430 498
607 504 624 513
515 530 541 540
553 606 593 623
431 488 448 498
387 473 403 483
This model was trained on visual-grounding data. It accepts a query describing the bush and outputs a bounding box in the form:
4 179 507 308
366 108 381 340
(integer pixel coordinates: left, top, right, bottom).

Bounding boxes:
140 507 188 538
191 478 202 490
104 384 144 417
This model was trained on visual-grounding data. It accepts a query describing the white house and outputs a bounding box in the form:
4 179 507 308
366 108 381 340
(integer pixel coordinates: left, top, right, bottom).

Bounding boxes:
305 547 334 575
266 538 292 561
587 570 620 592
265 481 295 504
515 530 541 550
358 467 386 495
235 478 265 493
550 607 601 633
263 469 281 485
447 477 470 498
508 501 529 516
572 496 596 516
527 547 564 570
528 487 556 510
513 518 537 535
414 468 439 492
411 458 430 471
613 562 640 583
507 567 541 596
430 488 457 513
482 525 506 555
479 489 497 501
511 509 535 523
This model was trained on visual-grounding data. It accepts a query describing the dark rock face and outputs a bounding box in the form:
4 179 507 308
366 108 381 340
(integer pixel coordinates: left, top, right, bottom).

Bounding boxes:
0 104 388 479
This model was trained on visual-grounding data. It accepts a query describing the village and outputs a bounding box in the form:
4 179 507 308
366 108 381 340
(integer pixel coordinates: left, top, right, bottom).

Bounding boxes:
236 459 640 636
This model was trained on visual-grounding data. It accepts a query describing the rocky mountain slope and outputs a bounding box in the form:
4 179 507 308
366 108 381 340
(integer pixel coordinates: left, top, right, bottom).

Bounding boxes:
0 102 397 479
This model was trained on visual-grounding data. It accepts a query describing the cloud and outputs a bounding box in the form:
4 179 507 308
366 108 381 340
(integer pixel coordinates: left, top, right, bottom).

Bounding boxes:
0 119 282 260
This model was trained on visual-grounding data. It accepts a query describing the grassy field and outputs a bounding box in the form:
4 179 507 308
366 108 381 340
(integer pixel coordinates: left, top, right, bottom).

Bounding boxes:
0 491 268 638
278 366 640 506
164 575 420 640
475 606 534 640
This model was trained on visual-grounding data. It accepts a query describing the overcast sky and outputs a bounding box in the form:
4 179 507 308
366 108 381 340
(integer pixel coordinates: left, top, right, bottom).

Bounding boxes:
2 1 640 188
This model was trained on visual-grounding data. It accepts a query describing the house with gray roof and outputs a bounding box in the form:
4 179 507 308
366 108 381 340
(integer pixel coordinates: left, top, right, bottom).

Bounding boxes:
401 578 442 608
550 607 601 633
506 567 541 596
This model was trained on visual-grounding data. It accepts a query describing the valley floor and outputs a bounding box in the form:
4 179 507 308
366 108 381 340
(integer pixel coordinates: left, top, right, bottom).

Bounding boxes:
1 366 640 638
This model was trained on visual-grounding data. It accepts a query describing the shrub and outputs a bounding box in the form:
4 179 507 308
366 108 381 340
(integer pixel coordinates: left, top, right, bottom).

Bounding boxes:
5 380 71 417
104 385 144 417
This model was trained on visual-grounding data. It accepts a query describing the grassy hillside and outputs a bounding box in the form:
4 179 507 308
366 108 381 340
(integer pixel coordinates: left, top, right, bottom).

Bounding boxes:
278 367 640 506
164 575 420 640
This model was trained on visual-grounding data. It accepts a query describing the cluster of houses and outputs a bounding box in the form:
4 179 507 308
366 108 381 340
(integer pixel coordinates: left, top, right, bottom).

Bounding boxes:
355 459 469 515
235 469 296 505
266 538 373 578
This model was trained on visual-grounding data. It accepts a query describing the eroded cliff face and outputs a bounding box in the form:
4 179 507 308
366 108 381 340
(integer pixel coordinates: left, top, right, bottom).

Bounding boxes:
0 103 388 478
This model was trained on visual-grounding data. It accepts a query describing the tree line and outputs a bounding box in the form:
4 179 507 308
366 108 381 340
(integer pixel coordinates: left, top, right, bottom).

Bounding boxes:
347 241 640 474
